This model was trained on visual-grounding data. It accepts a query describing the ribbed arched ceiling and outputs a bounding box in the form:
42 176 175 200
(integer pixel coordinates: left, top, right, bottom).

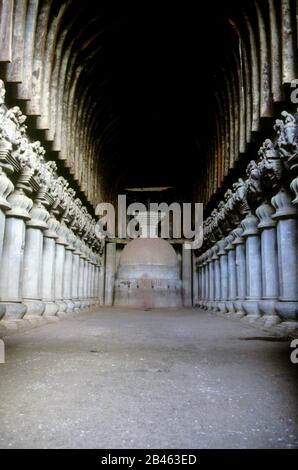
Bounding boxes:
0 0 297 209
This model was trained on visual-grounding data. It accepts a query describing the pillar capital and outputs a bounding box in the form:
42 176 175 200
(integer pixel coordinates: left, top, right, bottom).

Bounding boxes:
225 230 238 251
6 188 33 220
256 201 276 229
271 188 298 220
217 238 227 256
232 227 245 245
241 213 260 237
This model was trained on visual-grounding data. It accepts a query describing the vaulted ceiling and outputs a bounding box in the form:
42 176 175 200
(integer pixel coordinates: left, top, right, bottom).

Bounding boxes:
0 0 297 209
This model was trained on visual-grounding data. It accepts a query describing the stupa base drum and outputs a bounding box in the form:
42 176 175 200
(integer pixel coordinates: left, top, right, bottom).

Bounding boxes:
114 238 182 308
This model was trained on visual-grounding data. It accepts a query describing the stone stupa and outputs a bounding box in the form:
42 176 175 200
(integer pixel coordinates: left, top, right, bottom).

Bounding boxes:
114 212 182 308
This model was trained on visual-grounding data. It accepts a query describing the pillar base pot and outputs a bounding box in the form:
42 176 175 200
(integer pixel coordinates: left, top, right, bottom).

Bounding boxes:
231 300 245 319
0 304 6 320
2 302 27 319
274 301 298 332
258 300 280 327
55 301 67 317
217 302 227 314
72 300 81 311
79 300 89 309
225 301 235 316
273 321 298 335
64 299 75 313
43 302 59 316
24 300 45 317
242 300 261 322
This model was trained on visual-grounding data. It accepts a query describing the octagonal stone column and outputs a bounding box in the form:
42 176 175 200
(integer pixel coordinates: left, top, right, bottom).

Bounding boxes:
0 184 33 318
89 251 95 306
94 262 101 306
256 201 280 327
225 231 237 316
41 213 59 316
198 256 203 307
90 258 96 306
272 188 298 332
0 144 15 319
105 242 116 306
241 213 262 322
63 232 75 314
99 257 105 306
203 250 210 310
87 250 93 307
54 221 68 316
192 254 199 307
182 244 192 307
232 228 246 319
22 191 50 317
78 243 87 308
71 238 82 311
213 244 221 312
201 254 208 309
217 238 228 313
208 245 217 311
92 254 99 306
83 250 90 308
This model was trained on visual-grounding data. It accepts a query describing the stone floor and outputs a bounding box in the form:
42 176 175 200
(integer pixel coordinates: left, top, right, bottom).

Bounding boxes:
0 307 297 449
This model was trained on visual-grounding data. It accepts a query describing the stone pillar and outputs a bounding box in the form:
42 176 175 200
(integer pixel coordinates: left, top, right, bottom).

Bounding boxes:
78 244 86 308
182 244 192 307
213 244 221 312
0 185 33 319
203 251 210 309
92 262 97 305
96 264 100 306
91 260 96 305
225 231 237 315
99 262 105 306
192 253 199 307
83 256 89 307
86 250 92 306
256 201 280 326
217 239 228 313
63 239 75 313
89 255 94 305
197 257 203 307
272 188 298 331
71 238 81 311
93 257 99 306
42 214 59 316
207 247 215 310
232 228 246 318
0 143 14 258
242 213 262 322
22 193 49 317
105 242 116 306
88 256 93 306
201 255 207 308
0 145 14 319
54 222 68 316
87 255 93 306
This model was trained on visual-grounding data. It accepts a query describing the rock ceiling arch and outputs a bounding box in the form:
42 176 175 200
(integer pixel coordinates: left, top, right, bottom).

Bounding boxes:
0 0 297 211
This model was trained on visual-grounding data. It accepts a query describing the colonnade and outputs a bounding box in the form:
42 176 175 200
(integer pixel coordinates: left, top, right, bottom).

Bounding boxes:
196 111 298 333
0 80 104 325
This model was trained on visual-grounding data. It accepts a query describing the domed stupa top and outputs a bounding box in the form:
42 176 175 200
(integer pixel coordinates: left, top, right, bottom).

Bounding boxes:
119 237 178 268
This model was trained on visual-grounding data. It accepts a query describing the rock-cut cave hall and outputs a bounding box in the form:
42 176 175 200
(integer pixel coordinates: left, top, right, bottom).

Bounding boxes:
0 0 297 449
